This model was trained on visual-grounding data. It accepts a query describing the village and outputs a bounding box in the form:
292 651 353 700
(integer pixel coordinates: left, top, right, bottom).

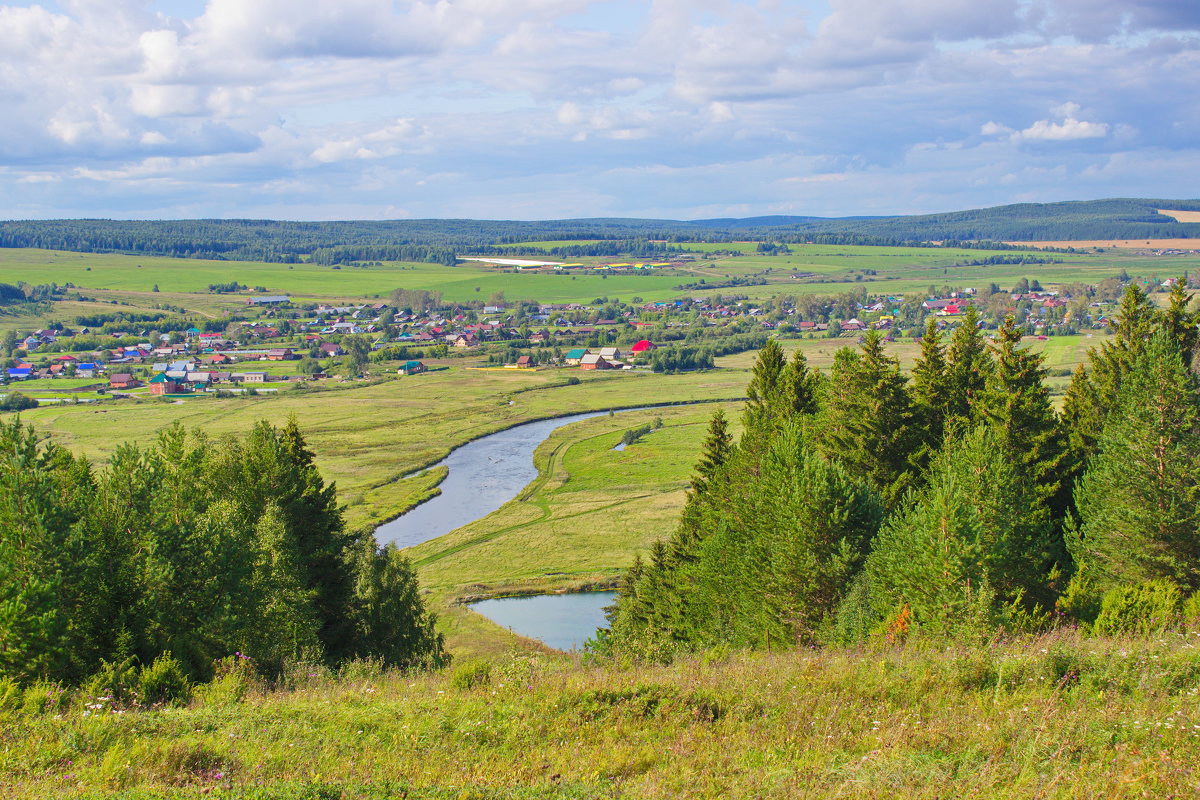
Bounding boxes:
0 273 1176 405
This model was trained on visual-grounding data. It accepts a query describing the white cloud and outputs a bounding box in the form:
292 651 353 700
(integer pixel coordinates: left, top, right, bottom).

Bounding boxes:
1017 117 1109 141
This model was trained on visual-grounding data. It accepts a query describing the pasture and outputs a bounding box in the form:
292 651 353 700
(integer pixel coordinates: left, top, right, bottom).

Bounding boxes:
3 244 1195 313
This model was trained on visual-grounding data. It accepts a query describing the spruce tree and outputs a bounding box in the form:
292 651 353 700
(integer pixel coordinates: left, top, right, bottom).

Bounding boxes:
978 315 1064 511
780 349 821 417
945 304 991 424
1069 331 1200 595
744 339 787 427
818 330 919 506
911 317 951 440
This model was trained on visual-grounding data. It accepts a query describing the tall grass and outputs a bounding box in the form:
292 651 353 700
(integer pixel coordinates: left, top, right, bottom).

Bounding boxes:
5 630 1200 798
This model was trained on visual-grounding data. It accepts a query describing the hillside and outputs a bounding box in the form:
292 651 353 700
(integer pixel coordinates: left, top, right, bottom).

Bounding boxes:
5 631 1199 798
2 198 1199 263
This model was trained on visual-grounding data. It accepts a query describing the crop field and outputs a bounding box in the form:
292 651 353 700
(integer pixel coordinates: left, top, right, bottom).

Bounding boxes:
5 244 1196 311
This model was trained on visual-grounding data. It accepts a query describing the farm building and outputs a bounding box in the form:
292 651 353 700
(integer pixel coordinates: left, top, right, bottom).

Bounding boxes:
266 348 297 361
247 296 291 305
631 340 657 354
564 348 588 365
514 355 532 369
398 361 426 375
579 354 613 370
108 373 141 389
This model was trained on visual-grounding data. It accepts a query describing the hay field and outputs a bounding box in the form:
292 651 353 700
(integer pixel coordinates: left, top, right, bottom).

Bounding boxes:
1157 209 1200 223
1006 238 1200 249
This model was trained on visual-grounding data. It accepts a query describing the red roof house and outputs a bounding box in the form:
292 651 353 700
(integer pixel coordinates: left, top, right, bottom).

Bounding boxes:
631 340 657 353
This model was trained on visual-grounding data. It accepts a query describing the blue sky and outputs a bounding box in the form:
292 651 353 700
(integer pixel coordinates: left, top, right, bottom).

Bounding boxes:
0 0 1197 221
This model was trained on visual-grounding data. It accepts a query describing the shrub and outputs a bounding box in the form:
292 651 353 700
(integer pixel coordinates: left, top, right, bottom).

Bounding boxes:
137 653 192 707
195 655 260 707
21 679 69 715
450 659 492 690
79 656 138 709
0 392 38 412
1092 580 1182 636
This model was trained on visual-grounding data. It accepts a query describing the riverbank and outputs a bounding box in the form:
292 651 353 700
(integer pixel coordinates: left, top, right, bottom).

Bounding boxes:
406 402 744 656
8 629 1199 798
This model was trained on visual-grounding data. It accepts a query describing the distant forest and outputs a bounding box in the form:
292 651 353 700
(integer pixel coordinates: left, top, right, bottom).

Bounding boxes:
1 198 1199 264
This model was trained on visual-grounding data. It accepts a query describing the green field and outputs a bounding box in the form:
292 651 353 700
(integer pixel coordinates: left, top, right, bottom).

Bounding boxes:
4 244 1197 315
20 364 750 532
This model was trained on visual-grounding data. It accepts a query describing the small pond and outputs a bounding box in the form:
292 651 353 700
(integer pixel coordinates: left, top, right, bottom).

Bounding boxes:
469 591 617 652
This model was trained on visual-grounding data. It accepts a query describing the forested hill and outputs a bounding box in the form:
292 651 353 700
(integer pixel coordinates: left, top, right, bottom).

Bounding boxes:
1 197 1198 263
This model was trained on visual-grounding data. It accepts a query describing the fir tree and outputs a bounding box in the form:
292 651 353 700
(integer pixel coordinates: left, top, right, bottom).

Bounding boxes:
978 315 1064 511
818 330 919 507
1069 331 1200 595
945 304 991 424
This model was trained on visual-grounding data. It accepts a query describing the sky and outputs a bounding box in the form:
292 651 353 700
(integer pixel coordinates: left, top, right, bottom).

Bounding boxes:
0 0 1198 221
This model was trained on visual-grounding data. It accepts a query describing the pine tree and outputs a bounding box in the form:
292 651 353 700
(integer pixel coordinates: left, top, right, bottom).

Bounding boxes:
1069 331 1200 595
246 503 321 673
847 425 1051 638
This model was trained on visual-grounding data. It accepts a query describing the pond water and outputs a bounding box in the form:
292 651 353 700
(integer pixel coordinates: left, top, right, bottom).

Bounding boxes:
375 409 646 549
469 591 617 652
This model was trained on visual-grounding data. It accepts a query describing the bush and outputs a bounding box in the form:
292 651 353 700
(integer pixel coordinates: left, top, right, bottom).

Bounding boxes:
137 652 192 707
195 655 259 707
565 376 581 385
449 659 492 690
0 392 38 412
21 679 69 715
1092 580 1183 636
79 656 138 709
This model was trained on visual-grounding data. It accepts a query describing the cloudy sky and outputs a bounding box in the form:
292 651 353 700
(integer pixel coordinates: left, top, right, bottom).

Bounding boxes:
1 0 1198 221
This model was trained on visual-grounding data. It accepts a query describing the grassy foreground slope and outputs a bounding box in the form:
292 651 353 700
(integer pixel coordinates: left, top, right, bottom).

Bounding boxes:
5 631 1200 798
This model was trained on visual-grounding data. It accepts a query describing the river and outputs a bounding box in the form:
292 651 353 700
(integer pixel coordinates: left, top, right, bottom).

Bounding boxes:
469 591 617 652
372 407 659 650
375 409 646 549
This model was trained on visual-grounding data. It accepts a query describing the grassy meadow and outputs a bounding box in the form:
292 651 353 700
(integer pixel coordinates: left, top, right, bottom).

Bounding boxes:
19 363 749 533
5 630 1200 798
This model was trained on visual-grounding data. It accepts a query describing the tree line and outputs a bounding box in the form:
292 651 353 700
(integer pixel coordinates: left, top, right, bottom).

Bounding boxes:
0 418 444 688
602 281 1200 657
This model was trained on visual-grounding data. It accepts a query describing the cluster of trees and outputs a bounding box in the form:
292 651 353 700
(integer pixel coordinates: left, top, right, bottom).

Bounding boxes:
0 418 444 686
648 346 716 373
208 282 248 294
603 283 1200 657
